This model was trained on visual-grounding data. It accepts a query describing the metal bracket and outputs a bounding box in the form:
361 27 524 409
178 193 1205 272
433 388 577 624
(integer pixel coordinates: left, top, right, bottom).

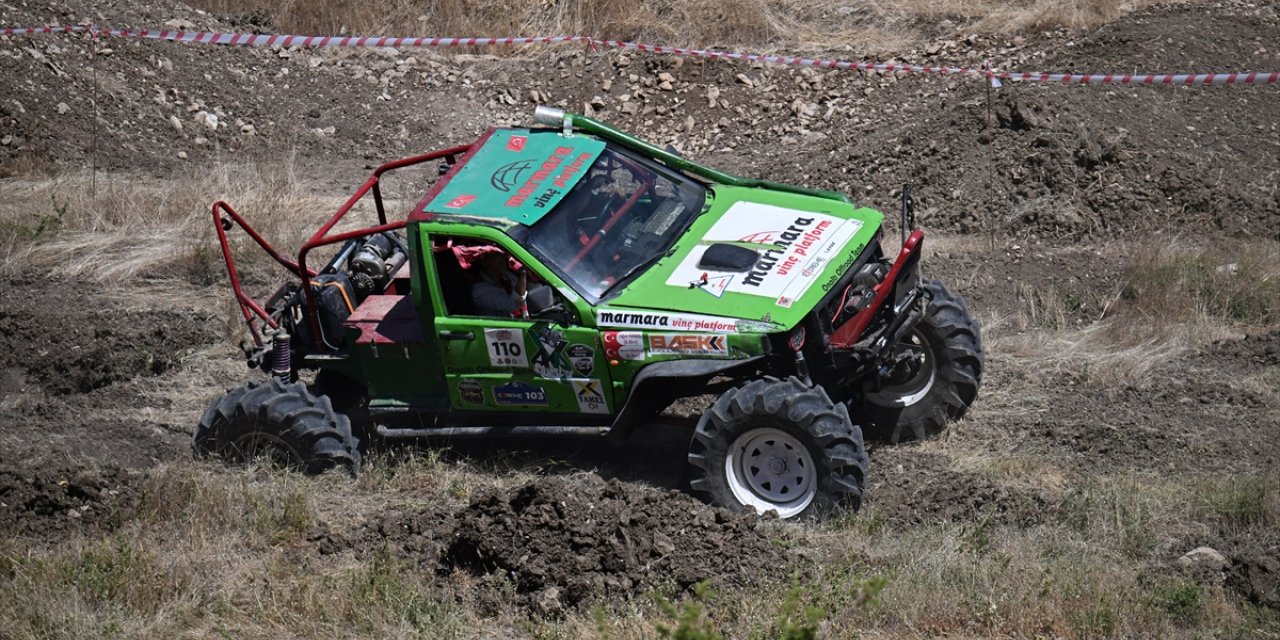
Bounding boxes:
900 184 915 246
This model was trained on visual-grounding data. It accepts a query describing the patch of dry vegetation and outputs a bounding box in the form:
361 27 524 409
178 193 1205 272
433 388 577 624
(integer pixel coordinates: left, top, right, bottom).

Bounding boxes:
2 460 1276 639
992 239 1280 388
187 0 1181 53
0 160 405 288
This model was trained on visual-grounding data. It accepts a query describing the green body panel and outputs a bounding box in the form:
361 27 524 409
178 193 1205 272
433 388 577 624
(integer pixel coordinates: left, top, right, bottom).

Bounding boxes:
349 343 448 411
368 219 774 418
321 117 888 420
605 186 883 330
412 221 618 416
424 129 604 224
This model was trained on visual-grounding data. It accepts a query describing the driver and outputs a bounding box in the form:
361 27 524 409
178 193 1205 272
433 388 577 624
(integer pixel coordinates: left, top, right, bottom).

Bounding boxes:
471 250 528 318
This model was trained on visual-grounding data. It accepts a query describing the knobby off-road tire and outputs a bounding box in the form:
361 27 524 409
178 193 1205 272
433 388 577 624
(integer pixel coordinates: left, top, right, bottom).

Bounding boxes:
194 379 361 474
858 278 984 444
688 377 868 519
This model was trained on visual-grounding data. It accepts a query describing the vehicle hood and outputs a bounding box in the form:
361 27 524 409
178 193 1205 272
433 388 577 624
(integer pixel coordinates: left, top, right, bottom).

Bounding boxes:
601 185 883 331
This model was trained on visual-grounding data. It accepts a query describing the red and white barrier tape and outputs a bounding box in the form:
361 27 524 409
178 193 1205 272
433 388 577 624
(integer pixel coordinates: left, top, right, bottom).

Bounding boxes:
3 24 1277 86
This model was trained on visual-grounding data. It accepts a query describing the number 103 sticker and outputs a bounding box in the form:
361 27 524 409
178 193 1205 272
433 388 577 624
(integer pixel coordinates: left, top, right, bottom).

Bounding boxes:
485 328 529 367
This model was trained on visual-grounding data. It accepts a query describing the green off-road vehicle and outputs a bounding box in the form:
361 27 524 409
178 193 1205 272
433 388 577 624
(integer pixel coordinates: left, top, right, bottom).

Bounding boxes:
201 106 983 519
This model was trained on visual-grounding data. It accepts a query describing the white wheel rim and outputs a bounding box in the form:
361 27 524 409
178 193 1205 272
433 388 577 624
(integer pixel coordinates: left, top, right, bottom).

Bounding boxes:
725 427 817 518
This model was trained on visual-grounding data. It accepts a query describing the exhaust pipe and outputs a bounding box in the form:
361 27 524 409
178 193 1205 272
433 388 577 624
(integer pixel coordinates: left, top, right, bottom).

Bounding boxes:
533 105 566 127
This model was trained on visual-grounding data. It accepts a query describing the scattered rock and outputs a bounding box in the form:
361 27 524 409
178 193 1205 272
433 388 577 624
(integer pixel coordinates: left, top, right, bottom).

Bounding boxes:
169 115 183 132
1177 546 1229 572
195 111 218 130
735 73 754 87
56 102 70 115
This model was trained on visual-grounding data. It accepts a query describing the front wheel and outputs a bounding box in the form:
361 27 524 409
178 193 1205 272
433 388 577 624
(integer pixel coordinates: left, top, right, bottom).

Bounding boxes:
856 278 984 443
688 377 867 519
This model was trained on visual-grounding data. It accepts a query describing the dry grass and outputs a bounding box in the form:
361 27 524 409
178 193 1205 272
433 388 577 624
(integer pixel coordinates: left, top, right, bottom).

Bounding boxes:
989 238 1280 388
3 461 1275 639
0 161 390 287
187 0 1183 53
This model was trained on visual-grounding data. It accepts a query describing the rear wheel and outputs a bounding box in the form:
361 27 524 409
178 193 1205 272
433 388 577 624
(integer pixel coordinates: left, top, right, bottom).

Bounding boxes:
857 279 983 443
195 379 361 474
688 377 867 519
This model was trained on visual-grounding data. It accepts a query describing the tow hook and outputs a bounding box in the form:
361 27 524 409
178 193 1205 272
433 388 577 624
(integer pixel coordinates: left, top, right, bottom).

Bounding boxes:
794 350 812 385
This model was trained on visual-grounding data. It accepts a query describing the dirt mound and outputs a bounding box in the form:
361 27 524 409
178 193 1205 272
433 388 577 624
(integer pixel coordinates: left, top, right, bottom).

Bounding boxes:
0 281 222 469
867 451 1049 527
0 462 139 537
342 474 791 613
1200 330 1280 371
445 475 788 610
1226 545 1280 611
0 281 219 395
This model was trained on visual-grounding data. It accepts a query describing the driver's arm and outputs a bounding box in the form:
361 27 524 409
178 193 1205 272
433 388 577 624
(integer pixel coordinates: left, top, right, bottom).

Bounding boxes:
471 278 523 318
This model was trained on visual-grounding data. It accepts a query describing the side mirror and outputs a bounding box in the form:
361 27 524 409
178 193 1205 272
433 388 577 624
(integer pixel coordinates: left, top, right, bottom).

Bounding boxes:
526 285 556 315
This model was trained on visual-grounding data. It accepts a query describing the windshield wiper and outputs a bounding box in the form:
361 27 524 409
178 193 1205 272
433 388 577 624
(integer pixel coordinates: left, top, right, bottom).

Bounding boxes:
605 249 671 295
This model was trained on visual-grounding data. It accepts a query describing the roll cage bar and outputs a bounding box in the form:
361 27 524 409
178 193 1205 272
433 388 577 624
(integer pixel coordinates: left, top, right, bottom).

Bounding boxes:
213 143 472 348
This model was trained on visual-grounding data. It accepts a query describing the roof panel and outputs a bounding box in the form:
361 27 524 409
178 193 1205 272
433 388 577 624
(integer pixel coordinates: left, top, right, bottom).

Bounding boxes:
423 129 605 225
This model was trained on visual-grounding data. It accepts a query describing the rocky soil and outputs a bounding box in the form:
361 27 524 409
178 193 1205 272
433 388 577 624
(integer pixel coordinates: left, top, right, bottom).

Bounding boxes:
2 0 1277 236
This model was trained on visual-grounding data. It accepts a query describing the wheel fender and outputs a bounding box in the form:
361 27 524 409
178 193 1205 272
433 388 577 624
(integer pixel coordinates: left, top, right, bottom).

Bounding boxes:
607 356 765 440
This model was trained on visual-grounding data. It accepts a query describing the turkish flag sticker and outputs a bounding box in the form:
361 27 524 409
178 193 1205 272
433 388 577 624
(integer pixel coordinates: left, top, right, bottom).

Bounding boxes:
506 135 527 152
444 194 475 209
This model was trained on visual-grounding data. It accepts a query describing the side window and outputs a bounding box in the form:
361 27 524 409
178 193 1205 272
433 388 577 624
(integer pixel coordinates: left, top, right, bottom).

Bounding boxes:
428 234 572 322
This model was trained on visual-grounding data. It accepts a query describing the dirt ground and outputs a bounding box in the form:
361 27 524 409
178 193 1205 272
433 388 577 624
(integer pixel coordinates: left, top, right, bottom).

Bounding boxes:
1 0 1278 637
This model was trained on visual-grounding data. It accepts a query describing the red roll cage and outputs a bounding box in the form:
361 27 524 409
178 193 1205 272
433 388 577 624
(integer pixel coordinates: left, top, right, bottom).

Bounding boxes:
212 143 471 348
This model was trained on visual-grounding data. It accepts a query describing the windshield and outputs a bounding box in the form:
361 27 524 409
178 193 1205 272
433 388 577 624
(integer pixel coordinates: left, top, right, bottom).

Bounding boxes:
523 146 707 302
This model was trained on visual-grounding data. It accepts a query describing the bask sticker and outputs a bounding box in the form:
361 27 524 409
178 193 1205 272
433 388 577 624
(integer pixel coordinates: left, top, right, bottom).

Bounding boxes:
647 333 728 356
484 328 529 367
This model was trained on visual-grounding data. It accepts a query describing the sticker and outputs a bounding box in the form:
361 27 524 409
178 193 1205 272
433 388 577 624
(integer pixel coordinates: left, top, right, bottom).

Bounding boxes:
571 379 609 414
493 381 548 406
490 160 533 193
603 331 645 361
485 328 529 367
566 344 596 376
425 129 605 225
647 333 728 356
688 273 733 298
529 324 572 378
458 379 484 405
444 194 475 209
664 202 863 305
597 309 741 333
820 249 862 292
